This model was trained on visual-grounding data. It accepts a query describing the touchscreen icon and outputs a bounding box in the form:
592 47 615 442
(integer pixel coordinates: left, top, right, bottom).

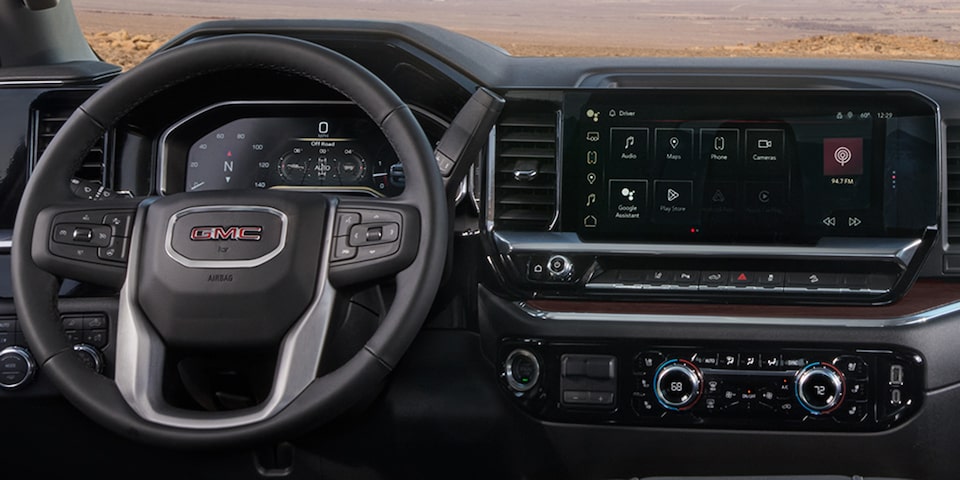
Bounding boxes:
625 136 635 150
586 131 600 142
586 193 597 206
621 188 636 201
823 138 863 175
666 188 680 202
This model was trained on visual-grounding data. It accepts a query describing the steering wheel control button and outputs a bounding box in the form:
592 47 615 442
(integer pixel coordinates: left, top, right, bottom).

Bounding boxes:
333 208 404 265
654 359 702 410
795 362 846 414
355 241 400 262
98 237 130 262
333 237 357 260
102 212 134 237
71 226 93 242
49 209 138 266
0 346 37 390
504 349 540 393
336 212 360 236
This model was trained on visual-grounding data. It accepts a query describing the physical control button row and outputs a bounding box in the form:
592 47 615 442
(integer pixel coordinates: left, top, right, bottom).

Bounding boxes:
61 313 109 349
50 210 134 264
332 209 402 264
582 268 896 295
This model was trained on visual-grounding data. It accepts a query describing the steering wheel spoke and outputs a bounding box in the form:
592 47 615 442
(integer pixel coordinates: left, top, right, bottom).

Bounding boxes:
31 198 142 288
329 197 421 287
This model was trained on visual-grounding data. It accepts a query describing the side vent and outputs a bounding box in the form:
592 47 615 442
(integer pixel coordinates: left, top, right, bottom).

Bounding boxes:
31 95 106 183
494 105 558 230
948 125 960 249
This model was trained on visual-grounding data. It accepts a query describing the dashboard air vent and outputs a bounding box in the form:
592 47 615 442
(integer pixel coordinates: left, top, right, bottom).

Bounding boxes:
31 98 106 183
494 106 558 230
947 125 960 249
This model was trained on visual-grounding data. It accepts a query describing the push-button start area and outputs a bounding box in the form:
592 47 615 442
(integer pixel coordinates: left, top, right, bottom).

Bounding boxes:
137 191 329 348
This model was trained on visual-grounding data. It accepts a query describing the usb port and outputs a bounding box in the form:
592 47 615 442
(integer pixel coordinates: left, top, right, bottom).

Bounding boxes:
890 364 904 386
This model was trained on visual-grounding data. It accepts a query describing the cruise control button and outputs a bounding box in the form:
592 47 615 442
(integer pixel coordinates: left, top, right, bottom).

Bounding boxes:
102 212 133 237
55 211 99 224
53 224 72 243
98 237 129 262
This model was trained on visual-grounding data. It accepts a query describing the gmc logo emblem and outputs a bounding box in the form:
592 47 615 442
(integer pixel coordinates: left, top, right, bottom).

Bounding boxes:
190 226 263 241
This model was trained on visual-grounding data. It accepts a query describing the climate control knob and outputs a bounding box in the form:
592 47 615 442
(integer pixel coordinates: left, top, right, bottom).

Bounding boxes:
654 359 702 410
0 346 37 390
795 362 846 414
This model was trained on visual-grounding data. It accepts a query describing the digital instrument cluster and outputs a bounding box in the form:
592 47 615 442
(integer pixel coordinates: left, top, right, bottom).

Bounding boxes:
160 101 405 196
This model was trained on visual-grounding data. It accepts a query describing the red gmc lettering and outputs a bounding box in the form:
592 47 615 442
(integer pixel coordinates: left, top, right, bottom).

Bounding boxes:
189 226 263 241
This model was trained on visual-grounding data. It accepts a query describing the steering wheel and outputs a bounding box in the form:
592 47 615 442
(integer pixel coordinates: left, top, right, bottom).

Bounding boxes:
11 34 447 446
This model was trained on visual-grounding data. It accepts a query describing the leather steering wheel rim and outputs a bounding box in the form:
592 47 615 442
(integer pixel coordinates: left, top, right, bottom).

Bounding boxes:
11 34 447 447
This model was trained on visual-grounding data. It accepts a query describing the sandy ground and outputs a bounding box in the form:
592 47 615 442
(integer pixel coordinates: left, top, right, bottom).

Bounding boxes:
76 11 960 71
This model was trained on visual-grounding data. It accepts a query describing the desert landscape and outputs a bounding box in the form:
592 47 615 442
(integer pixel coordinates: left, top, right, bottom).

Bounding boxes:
70 0 960 70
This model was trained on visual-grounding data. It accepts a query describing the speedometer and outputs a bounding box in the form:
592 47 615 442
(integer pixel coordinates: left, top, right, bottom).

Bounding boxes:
162 101 404 197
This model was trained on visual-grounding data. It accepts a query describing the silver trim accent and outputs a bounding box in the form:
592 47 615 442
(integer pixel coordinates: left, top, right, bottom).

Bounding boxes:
504 349 540 392
115 200 340 429
0 346 37 390
484 126 497 233
516 299 960 328
163 205 288 269
495 231 923 265
0 80 65 87
72 343 104 375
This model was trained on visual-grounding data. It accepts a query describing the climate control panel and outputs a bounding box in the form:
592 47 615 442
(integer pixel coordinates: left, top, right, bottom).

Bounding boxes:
499 339 922 431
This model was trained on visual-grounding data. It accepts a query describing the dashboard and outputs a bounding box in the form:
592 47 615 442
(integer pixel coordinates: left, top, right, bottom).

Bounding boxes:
5 16 960 480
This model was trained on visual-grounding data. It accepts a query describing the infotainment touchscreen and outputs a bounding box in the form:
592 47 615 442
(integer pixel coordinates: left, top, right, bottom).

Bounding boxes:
563 90 938 243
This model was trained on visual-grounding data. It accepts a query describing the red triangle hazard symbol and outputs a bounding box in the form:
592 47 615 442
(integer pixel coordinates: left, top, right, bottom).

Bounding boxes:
737 273 747 281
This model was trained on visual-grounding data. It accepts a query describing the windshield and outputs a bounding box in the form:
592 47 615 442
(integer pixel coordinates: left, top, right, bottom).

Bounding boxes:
72 0 960 69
